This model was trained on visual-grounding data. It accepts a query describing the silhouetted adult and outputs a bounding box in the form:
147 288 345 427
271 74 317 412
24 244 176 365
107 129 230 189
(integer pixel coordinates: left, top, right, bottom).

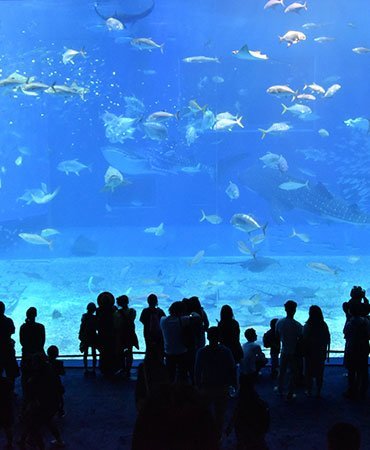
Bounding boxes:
0 376 14 449
160 301 189 383
139 293 165 352
217 305 243 364
186 296 209 348
96 291 116 376
303 305 330 397
227 383 270 450
114 295 139 377
343 286 370 322
20 307 46 393
327 422 361 450
263 319 280 378
343 302 370 399
195 327 236 441
276 300 303 400
78 302 98 375
132 383 219 450
0 301 19 387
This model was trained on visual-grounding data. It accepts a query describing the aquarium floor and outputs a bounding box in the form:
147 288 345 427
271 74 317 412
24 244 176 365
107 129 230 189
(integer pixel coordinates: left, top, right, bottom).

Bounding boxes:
3 255 366 354
2 365 369 449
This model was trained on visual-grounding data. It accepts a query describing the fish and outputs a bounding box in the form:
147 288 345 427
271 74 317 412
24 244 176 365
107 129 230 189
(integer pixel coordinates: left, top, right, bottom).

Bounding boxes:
0 72 34 87
237 240 256 256
147 111 179 121
348 255 360 264
267 85 297 97
44 82 89 100
188 250 205 266
15 156 23 166
352 47 370 54
31 187 60 204
284 2 307 13
264 0 285 10
180 163 202 174
344 117 370 132
41 228 60 238
303 83 325 95
279 30 306 47
200 210 223 225
106 17 125 31
212 76 224 83
302 22 322 29
18 81 50 96
281 103 312 116
231 214 263 233
279 180 309 190
62 48 86 65
232 44 268 61
241 257 279 273
216 112 238 121
213 117 244 131
307 262 337 275
225 181 240 200
182 56 220 63
142 121 168 140
19 233 52 248
102 147 158 175
314 36 335 44
295 93 316 101
290 228 310 242
144 223 165 237
130 38 164 53
203 280 225 287
188 100 208 114
324 84 341 98
318 128 329 137
94 0 154 24
249 233 266 245
103 166 130 192
258 122 291 139
57 159 90 175
260 152 289 172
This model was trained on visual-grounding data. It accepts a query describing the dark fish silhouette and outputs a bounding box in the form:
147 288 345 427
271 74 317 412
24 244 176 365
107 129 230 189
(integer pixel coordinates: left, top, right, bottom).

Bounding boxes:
94 0 155 24
240 166 370 224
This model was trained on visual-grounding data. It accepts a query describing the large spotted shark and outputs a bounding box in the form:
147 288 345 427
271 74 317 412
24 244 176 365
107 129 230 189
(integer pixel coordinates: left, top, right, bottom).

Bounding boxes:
239 166 370 224
94 0 155 24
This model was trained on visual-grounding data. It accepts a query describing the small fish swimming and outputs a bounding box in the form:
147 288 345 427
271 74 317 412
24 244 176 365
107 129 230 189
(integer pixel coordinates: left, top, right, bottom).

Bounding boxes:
131 38 164 53
281 103 312 116
31 187 60 204
259 122 291 139
57 159 90 175
314 36 335 44
231 214 263 233
295 93 316 101
225 181 240 200
142 121 168 140
41 228 60 238
62 48 86 65
213 117 243 131
290 228 310 243
182 56 220 64
237 240 256 256
303 83 325 95
260 152 289 172
188 250 205 266
352 47 370 54
264 0 285 10
103 166 130 192
267 85 297 97
44 82 89 100
19 233 52 248
284 2 307 13
106 17 125 31
147 111 179 121
232 44 268 61
324 84 341 98
15 156 23 166
200 210 223 225
279 180 309 190
318 128 329 137
0 72 34 87
144 223 165 236
279 30 306 47
216 112 238 121
307 262 337 275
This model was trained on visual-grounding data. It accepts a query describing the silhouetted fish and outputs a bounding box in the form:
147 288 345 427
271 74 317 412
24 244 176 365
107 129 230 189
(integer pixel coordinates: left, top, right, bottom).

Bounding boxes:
94 0 155 24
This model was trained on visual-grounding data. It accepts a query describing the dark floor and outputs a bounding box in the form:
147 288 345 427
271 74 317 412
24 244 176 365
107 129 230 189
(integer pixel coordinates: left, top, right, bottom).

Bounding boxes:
2 364 369 449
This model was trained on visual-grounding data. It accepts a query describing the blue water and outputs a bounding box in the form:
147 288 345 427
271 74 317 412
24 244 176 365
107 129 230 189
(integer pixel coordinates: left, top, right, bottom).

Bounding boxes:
1 0 370 354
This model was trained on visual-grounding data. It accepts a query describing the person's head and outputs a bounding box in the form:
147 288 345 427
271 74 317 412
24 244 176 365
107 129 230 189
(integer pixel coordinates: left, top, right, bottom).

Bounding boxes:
244 328 257 342
26 307 37 322
207 327 219 346
350 286 365 301
188 296 202 315
270 318 278 330
327 422 361 450
47 345 59 359
97 291 115 308
168 301 184 317
147 293 158 308
0 301 5 316
307 305 324 323
117 295 129 308
86 302 96 314
284 300 297 318
220 304 233 321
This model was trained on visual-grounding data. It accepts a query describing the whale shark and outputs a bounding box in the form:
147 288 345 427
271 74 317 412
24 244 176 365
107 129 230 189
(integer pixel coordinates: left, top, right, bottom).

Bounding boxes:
94 0 155 24
239 166 370 224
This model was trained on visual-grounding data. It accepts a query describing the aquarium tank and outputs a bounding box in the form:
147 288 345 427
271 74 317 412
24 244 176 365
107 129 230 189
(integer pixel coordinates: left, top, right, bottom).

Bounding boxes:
1 0 370 355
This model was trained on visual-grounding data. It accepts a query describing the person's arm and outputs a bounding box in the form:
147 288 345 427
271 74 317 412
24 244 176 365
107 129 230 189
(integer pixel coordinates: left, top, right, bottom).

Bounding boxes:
139 310 145 325
41 324 46 348
9 319 15 336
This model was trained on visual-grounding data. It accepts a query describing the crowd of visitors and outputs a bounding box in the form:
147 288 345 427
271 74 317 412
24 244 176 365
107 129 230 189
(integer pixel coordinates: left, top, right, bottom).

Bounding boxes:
0 285 368 449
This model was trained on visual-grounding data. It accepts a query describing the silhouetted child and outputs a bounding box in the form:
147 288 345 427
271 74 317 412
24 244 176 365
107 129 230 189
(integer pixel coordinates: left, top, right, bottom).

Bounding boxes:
240 328 267 389
263 319 280 378
47 346 65 417
0 376 14 449
79 302 98 376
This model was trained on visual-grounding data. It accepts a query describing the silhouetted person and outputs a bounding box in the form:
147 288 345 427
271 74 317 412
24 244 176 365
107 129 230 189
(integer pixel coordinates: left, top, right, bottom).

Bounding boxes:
343 302 370 399
263 319 280 378
240 328 267 389
0 376 14 449
0 301 19 388
303 305 330 397
195 327 236 441
186 296 209 348
160 301 189 383
114 295 139 377
96 292 116 376
139 293 166 352
327 422 361 450
217 305 243 364
227 383 270 450
20 307 46 394
343 285 370 322
135 344 170 411
78 302 98 376
276 300 303 400
132 383 219 450
47 345 65 417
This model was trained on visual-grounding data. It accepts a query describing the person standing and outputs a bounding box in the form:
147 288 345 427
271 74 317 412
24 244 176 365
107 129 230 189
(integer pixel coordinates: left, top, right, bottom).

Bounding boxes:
139 294 165 353
0 301 19 388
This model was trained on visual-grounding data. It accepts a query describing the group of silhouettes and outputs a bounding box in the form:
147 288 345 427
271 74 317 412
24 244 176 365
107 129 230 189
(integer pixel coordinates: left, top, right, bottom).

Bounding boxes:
0 285 369 449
